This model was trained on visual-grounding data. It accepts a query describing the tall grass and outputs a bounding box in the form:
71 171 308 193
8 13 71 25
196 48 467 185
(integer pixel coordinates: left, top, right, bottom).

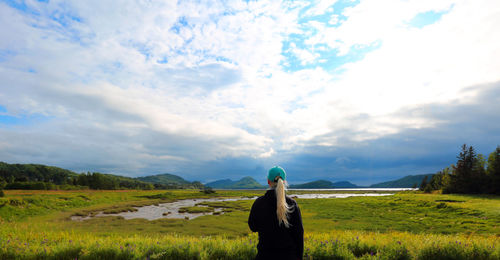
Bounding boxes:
1 225 499 259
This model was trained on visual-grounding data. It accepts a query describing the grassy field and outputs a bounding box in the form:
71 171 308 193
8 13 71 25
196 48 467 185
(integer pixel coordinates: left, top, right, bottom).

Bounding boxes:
0 189 499 259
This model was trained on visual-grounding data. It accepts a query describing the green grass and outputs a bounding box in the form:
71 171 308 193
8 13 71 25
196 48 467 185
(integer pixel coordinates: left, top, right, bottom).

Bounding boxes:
298 193 500 235
57 200 254 238
0 189 262 222
1 189 499 259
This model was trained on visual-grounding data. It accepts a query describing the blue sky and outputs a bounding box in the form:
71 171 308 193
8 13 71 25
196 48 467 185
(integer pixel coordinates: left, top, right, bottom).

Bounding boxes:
1 0 499 185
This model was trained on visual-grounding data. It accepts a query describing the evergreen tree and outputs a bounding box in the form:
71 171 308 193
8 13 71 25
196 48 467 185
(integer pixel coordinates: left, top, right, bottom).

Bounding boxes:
487 146 500 194
449 144 476 193
419 176 428 191
446 144 490 193
471 153 487 193
0 175 6 197
428 170 447 191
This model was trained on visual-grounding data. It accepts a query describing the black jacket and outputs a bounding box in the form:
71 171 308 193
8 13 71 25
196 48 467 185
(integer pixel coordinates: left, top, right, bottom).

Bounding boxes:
248 189 304 260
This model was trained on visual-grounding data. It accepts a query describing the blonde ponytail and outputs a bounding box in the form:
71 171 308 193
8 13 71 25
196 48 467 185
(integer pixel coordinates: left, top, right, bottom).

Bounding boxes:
275 178 292 228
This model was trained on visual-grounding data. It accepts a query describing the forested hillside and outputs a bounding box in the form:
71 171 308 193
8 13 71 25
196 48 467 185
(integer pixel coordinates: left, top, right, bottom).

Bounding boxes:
369 174 434 188
136 173 204 189
205 176 265 189
0 162 202 190
289 180 359 189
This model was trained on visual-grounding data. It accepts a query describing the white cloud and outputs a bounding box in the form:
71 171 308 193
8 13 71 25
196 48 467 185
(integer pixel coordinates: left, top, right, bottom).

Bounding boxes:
302 0 338 17
305 0 456 54
288 42 320 65
287 0 500 145
0 0 499 178
328 0 500 111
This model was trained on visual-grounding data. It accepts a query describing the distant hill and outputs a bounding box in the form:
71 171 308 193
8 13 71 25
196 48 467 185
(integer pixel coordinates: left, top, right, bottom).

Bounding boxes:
205 179 233 188
0 162 78 184
135 173 204 189
136 173 190 185
0 161 154 190
205 176 265 189
332 181 359 188
0 162 201 190
289 180 359 189
290 180 334 189
369 174 434 188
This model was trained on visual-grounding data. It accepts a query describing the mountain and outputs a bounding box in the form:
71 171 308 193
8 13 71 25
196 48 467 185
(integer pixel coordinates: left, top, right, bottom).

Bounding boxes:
205 176 266 189
204 179 233 188
135 173 204 189
369 174 434 188
232 177 266 189
289 180 359 189
290 180 334 189
136 173 190 185
332 181 359 188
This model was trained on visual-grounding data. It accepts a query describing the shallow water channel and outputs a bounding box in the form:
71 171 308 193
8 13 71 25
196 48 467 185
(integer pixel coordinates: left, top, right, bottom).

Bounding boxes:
71 192 393 221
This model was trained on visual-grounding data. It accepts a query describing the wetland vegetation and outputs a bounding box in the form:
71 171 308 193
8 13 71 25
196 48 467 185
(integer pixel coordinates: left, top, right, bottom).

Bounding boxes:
0 189 499 259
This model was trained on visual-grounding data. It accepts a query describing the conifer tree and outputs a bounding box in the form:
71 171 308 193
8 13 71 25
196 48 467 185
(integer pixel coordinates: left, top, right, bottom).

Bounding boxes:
419 175 428 191
487 146 500 194
449 144 476 193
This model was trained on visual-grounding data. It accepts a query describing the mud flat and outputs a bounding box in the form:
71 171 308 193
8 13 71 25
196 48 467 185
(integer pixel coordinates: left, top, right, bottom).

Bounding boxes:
71 192 396 221
71 196 257 221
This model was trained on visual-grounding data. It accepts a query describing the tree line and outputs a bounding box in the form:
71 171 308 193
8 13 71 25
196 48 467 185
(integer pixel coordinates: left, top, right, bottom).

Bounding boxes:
0 162 203 191
420 144 500 194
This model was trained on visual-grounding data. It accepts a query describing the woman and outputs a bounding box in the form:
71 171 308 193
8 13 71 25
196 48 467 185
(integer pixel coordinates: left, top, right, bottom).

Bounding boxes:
248 166 304 260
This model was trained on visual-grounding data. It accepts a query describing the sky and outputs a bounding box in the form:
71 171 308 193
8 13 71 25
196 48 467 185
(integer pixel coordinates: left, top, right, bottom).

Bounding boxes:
1 0 499 186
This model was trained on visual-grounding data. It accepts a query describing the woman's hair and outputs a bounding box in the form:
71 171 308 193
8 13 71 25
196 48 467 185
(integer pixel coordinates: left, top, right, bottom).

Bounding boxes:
273 177 293 228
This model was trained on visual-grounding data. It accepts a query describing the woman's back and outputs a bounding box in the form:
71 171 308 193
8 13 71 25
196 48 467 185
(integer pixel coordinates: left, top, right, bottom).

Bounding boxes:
248 166 304 260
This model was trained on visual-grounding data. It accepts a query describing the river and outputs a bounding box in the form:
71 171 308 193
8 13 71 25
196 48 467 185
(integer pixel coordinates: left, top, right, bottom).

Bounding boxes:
71 190 405 221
